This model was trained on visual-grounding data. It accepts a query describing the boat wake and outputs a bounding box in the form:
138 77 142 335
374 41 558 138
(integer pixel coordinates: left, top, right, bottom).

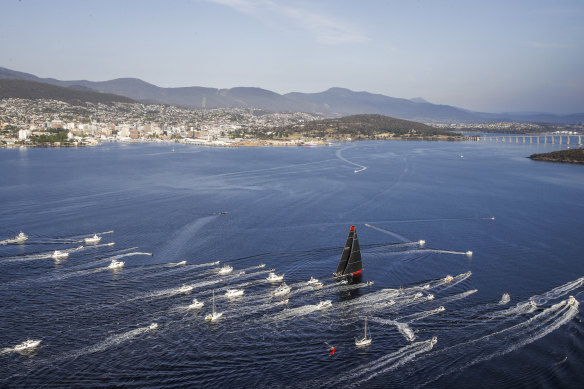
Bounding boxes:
335 147 367 173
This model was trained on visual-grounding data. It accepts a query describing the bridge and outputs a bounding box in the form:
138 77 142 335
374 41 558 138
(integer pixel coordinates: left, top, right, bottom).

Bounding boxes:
463 134 583 146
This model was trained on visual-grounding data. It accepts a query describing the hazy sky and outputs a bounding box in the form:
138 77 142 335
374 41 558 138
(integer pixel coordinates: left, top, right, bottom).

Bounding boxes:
2 0 583 113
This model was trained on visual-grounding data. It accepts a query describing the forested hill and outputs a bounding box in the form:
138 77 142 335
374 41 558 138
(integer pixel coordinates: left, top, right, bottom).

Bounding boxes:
0 79 135 105
279 114 455 140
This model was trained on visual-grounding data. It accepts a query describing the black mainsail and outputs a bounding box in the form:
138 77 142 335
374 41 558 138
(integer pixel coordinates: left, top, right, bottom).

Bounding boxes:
334 226 363 280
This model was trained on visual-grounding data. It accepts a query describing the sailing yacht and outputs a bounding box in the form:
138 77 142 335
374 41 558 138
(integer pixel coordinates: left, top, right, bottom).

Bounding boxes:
355 318 372 347
334 226 363 282
205 290 223 321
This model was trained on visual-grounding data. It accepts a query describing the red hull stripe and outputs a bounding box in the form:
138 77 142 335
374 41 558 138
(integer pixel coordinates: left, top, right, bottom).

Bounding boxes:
352 269 362 276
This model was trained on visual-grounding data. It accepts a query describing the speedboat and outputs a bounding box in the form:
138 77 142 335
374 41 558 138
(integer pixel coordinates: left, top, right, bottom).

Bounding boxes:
108 259 124 269
179 284 193 294
84 234 101 244
431 336 438 345
355 318 372 347
14 339 41 352
444 275 454 283
307 276 319 285
316 300 332 309
466 251 473 257
175 260 187 265
5 231 28 244
189 298 204 309
437 306 445 312
218 264 233 275
568 296 578 306
149 323 158 330
426 294 435 300
272 283 291 297
225 289 244 298
52 250 69 260
205 290 223 321
312 282 323 289
266 271 284 283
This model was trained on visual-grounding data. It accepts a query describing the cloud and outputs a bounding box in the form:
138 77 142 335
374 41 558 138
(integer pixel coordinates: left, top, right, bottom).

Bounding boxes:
205 0 369 45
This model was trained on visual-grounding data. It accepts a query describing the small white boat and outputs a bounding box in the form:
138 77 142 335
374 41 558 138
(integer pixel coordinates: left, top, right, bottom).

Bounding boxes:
205 290 223 321
437 306 445 312
426 294 435 301
225 289 244 298
266 271 284 283
272 283 291 297
431 336 438 345
5 231 29 245
444 275 454 283
307 276 319 285
189 298 204 309
218 264 233 275
14 339 41 352
52 250 69 259
568 296 578 306
316 300 332 309
466 250 473 257
355 318 372 347
312 282 324 289
178 284 193 294
149 323 158 330
108 259 124 269
175 260 187 266
84 234 101 244
365 281 374 286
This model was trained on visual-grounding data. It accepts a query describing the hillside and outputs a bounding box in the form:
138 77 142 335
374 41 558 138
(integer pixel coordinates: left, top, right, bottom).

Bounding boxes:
1 66 582 124
0 79 135 105
529 149 584 164
275 114 455 140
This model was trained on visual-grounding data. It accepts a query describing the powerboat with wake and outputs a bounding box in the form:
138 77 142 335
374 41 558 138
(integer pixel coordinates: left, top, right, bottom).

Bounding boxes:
108 259 124 269
266 271 284 283
14 339 41 352
218 264 233 275
225 289 244 298
84 234 102 244
272 282 291 297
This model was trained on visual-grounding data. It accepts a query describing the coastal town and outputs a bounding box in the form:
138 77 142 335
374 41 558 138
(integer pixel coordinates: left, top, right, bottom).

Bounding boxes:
1 98 582 148
0 98 326 147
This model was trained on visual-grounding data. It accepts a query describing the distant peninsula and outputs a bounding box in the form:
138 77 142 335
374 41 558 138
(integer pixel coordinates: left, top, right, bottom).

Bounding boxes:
268 114 458 141
529 149 584 164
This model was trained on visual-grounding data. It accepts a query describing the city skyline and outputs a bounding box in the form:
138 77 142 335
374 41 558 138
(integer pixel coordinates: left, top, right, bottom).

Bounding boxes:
1 0 583 114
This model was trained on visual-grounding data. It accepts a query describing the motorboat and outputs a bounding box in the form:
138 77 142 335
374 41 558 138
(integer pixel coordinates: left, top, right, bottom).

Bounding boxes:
14 339 41 352
312 282 323 289
218 264 233 275
568 296 578 306
427 294 435 300
175 260 187 265
307 276 319 285
84 234 101 244
316 300 332 309
444 275 454 283
4 231 28 245
466 251 473 257
189 298 204 309
179 284 193 294
52 250 69 260
271 283 291 297
355 318 372 347
108 259 124 269
437 306 445 312
149 323 158 330
205 290 223 322
266 271 284 283
225 289 244 298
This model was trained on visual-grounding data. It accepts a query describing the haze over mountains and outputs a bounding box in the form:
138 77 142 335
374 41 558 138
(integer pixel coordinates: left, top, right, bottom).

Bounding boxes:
0 66 581 124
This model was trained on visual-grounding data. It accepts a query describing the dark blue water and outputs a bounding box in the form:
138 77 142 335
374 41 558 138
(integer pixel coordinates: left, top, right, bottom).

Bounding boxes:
1 140 583 388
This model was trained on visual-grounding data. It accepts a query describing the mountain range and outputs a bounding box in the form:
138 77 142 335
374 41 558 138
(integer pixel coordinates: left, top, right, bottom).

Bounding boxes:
1 66 581 124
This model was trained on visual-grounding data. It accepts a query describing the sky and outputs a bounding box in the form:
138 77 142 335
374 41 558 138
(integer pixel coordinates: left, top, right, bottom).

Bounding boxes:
1 0 583 114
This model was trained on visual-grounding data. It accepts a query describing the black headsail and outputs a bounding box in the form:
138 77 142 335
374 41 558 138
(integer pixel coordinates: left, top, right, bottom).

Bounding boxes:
335 226 363 279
